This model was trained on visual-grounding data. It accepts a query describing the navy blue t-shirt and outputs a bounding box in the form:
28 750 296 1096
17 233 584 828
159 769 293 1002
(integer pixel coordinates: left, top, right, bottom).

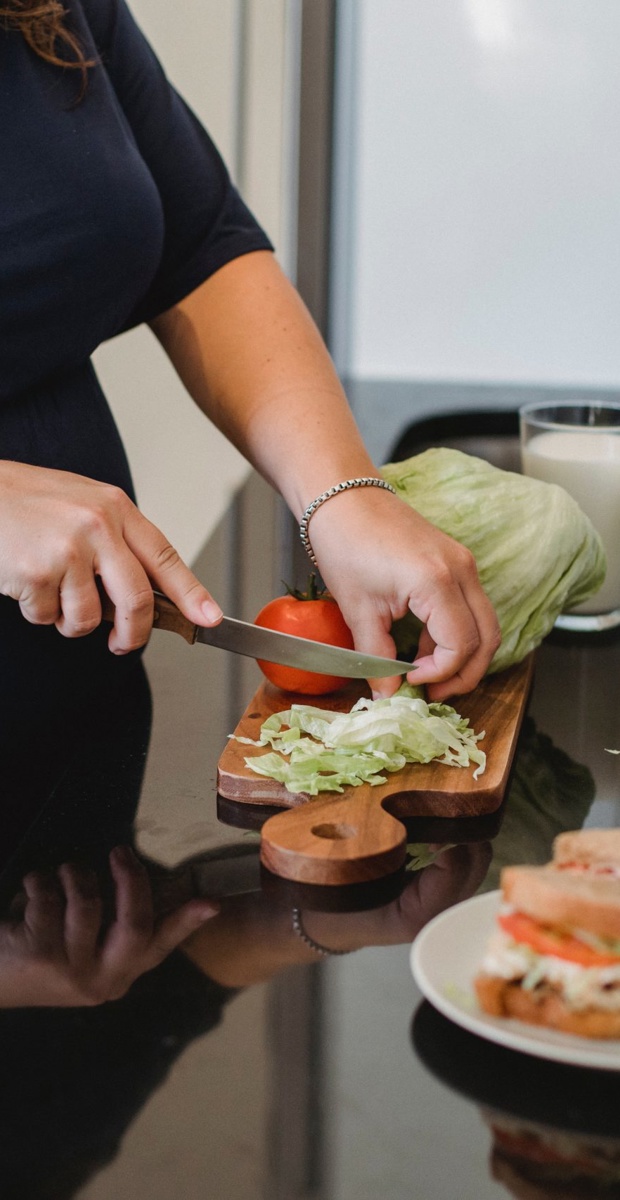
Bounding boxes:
0 1 272 716
0 0 272 483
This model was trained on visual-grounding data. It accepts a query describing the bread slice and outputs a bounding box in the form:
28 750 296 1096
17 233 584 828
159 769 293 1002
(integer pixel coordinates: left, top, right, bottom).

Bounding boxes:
501 864 620 942
553 828 620 870
485 1113 620 1198
490 1145 617 1200
475 974 620 1038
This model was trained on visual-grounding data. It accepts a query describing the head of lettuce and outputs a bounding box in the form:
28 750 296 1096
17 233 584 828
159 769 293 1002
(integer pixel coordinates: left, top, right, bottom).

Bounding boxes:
381 448 606 675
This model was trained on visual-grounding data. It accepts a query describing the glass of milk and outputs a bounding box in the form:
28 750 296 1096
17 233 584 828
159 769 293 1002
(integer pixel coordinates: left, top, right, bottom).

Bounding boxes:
520 400 620 631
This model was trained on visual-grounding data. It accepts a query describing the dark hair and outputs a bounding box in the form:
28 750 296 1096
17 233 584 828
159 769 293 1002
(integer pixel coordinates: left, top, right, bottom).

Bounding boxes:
0 1 95 93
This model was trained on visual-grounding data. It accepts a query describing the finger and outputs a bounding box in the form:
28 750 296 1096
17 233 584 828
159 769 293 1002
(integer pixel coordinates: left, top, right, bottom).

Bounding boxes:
410 587 479 678
409 579 499 700
368 655 402 701
18 580 62 627
123 510 223 626
422 601 499 702
390 842 492 941
58 863 103 966
417 842 493 911
97 550 155 654
55 569 103 639
457 574 502 677
22 871 66 950
101 846 154 964
147 898 220 968
344 609 403 700
8 889 27 922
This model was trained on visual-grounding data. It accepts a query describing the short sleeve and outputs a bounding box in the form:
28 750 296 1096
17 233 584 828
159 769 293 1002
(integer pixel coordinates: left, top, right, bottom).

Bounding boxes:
78 0 274 324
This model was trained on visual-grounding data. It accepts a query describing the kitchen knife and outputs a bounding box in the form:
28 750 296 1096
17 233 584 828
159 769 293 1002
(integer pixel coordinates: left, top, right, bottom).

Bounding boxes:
102 592 414 679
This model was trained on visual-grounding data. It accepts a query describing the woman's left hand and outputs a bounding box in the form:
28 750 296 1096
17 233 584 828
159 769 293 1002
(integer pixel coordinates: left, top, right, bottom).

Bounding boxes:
308 485 501 701
293 841 493 953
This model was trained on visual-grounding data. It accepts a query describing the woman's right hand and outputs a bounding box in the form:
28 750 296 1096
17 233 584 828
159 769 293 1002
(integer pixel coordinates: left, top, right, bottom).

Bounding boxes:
0 460 222 652
0 847 219 1008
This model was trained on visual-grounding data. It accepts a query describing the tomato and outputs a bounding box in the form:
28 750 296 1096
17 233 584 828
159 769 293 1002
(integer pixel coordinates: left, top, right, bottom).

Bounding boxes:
491 1127 590 1169
254 576 355 695
499 911 620 968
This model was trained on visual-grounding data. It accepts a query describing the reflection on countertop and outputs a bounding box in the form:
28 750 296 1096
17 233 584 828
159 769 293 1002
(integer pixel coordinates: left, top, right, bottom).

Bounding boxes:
0 471 618 1200
413 1002 620 1199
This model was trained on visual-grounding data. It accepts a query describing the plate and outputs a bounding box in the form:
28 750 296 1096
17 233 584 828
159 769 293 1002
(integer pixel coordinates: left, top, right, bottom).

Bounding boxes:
410 890 620 1071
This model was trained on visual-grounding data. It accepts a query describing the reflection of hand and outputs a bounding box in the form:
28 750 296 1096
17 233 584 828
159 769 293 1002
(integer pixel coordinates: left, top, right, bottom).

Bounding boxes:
0 460 223 652
0 846 218 1007
300 841 493 953
387 841 493 939
309 490 501 701
182 842 492 987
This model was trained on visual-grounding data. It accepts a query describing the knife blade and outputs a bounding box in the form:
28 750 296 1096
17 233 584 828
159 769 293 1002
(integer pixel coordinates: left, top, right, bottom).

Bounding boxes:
195 615 414 679
103 593 414 679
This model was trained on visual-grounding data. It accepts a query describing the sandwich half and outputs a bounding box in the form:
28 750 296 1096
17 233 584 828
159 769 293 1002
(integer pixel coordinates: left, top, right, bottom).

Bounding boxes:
553 828 620 878
483 1110 620 1200
475 862 620 1038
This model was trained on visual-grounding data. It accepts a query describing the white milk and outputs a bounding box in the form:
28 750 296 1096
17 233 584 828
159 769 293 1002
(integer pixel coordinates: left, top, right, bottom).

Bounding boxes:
522 429 620 613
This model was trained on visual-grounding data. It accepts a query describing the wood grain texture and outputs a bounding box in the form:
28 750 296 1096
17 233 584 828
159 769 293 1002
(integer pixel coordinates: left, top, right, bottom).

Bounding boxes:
217 654 535 884
259 791 407 885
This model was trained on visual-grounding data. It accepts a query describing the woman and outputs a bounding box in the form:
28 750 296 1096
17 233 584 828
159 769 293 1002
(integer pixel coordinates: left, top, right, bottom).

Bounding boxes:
0 0 500 705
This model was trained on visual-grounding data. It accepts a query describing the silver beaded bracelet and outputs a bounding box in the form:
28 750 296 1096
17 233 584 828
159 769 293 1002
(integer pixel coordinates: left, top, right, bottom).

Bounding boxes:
299 477 397 566
291 907 353 957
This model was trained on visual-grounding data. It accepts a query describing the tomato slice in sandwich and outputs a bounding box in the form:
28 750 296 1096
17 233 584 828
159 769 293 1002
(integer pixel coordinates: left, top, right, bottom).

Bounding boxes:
499 912 620 967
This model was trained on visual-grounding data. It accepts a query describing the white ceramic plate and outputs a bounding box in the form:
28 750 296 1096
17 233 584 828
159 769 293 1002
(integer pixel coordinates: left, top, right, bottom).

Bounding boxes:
411 890 620 1071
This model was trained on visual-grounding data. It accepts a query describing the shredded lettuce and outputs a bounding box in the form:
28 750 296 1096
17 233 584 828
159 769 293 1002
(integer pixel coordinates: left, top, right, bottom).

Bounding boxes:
405 842 455 872
234 683 485 795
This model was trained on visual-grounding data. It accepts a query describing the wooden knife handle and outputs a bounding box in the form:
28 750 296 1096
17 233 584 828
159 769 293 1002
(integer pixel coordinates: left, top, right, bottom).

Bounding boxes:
100 591 197 644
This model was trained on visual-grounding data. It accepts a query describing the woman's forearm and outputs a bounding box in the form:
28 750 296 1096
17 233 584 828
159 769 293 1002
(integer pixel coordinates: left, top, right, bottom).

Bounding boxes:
151 250 502 700
150 250 378 519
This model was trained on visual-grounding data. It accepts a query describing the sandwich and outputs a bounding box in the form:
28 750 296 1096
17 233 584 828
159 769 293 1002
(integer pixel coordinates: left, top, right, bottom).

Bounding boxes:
475 832 620 1037
482 1109 620 1199
553 828 620 879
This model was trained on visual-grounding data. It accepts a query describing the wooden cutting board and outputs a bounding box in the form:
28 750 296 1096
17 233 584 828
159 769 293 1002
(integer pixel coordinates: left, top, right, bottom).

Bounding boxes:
217 654 535 885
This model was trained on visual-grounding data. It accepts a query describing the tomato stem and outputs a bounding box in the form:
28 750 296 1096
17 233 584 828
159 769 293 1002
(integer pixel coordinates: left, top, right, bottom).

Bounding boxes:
283 573 331 602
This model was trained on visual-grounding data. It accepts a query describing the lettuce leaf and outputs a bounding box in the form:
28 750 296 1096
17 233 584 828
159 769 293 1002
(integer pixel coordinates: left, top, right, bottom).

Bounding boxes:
381 448 606 673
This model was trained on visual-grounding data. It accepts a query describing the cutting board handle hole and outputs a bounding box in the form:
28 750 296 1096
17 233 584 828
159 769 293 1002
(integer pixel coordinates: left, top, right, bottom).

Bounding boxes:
311 822 356 841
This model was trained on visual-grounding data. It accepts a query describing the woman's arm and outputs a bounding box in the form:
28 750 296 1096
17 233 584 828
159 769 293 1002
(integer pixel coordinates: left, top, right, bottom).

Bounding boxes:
151 251 501 699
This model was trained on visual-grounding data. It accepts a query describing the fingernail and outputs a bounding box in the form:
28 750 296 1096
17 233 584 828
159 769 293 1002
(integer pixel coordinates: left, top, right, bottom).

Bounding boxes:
195 901 219 921
201 600 223 624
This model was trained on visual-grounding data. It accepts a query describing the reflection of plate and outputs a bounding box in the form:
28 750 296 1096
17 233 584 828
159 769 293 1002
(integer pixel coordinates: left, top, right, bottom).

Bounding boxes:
410 891 620 1072
412 1002 620 1136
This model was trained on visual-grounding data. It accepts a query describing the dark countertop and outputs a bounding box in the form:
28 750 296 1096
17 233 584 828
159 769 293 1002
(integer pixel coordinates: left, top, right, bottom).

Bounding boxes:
1 474 619 1200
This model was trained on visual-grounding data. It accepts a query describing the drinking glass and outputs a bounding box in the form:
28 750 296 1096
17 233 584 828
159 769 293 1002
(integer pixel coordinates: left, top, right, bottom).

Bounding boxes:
519 400 620 631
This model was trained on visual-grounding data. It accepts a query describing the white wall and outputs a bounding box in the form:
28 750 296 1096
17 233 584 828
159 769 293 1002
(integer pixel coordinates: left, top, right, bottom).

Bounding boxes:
94 0 298 565
331 0 620 389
